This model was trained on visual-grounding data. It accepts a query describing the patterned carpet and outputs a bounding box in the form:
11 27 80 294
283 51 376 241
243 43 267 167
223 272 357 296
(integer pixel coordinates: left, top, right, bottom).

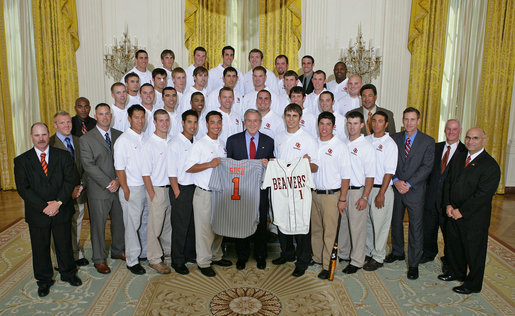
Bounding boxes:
0 218 513 315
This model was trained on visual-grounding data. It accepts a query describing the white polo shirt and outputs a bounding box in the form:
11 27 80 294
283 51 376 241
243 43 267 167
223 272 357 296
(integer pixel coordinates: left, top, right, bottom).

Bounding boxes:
141 133 169 186
127 94 141 107
218 110 243 144
185 134 226 190
242 86 280 115
165 110 182 139
110 104 128 132
343 134 376 187
275 128 319 166
143 107 156 139
154 90 164 110
260 110 285 139
177 85 207 115
123 67 152 85
337 94 361 116
327 78 348 100
299 109 318 138
332 111 348 141
168 133 195 185
365 133 398 185
185 64 196 88
304 88 327 117
314 136 351 189
205 88 244 118
242 67 279 95
114 128 145 186
207 64 245 95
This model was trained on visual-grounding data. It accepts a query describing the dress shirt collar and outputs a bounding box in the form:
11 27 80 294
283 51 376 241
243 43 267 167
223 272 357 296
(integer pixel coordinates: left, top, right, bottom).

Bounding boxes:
467 148 484 162
96 125 111 138
34 146 49 162
56 132 74 147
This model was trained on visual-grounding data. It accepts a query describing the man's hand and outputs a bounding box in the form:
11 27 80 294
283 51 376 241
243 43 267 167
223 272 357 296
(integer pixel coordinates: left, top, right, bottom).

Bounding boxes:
71 185 83 199
148 190 155 201
43 201 61 217
108 179 120 192
260 158 269 168
338 200 347 215
446 205 454 218
210 157 221 168
356 198 368 210
394 180 410 194
374 192 385 208
303 154 311 163
123 188 131 201
173 189 180 199
452 208 463 220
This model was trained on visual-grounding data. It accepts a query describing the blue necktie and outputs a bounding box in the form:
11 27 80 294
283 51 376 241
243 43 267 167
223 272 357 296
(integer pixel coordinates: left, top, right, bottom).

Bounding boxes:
105 132 111 149
64 137 74 158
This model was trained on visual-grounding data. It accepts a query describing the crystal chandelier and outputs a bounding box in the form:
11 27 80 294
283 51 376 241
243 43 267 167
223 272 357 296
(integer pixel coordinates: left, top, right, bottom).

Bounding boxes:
103 31 140 82
341 25 382 84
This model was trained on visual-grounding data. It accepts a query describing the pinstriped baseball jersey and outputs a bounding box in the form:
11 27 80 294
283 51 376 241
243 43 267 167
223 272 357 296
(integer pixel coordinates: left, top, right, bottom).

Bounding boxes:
261 157 315 235
209 158 265 238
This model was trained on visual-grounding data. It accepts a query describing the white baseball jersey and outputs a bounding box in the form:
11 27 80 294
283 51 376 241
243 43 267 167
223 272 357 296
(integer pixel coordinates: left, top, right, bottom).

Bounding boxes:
262 157 315 235
209 158 265 238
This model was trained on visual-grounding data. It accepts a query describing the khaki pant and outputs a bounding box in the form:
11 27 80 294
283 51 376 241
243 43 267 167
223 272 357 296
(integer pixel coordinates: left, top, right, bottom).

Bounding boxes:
366 186 394 263
311 191 340 270
193 187 223 268
146 187 171 265
338 188 368 267
119 185 146 267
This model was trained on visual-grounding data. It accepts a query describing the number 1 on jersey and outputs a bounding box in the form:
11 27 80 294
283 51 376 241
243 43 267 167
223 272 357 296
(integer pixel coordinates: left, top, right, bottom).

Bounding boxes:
232 177 241 200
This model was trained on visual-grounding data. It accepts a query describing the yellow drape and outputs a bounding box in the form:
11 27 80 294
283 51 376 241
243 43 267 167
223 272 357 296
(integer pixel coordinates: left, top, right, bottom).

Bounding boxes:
0 0 16 189
32 0 79 132
475 0 514 194
184 0 226 69
259 0 301 73
406 0 450 139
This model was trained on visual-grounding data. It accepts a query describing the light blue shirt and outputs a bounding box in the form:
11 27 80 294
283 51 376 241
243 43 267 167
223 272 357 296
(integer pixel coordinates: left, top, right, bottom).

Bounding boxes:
245 130 260 159
56 132 74 150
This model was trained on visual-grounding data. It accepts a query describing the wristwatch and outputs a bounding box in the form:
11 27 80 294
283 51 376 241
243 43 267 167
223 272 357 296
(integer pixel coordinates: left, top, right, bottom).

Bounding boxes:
361 196 368 201
56 200 63 206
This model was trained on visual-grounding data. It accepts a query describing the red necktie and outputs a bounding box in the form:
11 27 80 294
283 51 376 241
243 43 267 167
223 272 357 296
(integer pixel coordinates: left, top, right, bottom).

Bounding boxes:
40 153 48 176
249 136 256 159
441 145 450 174
81 121 88 135
464 156 471 168
404 138 411 158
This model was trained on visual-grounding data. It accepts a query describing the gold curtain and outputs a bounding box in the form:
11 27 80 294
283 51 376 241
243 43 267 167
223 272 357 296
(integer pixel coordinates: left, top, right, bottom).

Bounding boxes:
475 0 514 194
0 0 16 189
406 0 450 139
32 0 79 132
259 0 301 73
184 0 226 69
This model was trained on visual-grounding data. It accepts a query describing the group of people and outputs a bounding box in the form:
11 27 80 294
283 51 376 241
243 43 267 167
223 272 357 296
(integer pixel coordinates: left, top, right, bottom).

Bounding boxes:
14 46 500 298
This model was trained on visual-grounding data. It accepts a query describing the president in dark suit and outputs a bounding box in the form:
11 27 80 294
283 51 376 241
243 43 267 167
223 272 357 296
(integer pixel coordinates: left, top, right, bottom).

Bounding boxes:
49 110 89 267
421 119 466 268
226 108 274 270
14 122 82 297
385 107 434 280
71 97 97 137
80 103 125 274
438 127 500 294
356 84 396 136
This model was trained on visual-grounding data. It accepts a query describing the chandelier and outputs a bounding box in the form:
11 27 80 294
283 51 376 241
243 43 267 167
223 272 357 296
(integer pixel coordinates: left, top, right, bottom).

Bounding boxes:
103 31 140 82
341 25 382 84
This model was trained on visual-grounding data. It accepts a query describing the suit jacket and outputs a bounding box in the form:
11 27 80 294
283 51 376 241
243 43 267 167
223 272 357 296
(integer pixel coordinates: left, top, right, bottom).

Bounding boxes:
226 131 275 160
299 74 314 95
355 106 396 135
79 127 122 199
71 115 97 137
425 141 467 210
391 130 435 195
14 147 75 226
443 150 500 230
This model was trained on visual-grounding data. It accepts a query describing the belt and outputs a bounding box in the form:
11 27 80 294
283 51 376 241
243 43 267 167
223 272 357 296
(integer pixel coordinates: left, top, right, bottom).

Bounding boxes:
197 186 212 192
178 184 195 188
314 189 340 194
349 186 363 190
373 184 382 188
157 185 171 188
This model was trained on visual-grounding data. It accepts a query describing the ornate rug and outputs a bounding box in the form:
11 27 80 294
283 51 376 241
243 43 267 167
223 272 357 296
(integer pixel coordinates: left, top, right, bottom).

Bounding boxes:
0 218 513 315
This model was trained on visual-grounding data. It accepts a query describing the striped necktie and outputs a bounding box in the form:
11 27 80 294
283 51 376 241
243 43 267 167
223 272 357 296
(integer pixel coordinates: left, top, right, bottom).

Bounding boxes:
40 153 48 176
81 121 88 135
404 138 411 159
105 132 111 149
464 156 471 168
64 137 75 158
440 145 450 174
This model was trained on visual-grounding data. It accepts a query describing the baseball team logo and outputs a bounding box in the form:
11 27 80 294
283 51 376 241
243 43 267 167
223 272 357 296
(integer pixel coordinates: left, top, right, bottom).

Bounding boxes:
296 142 301 148
379 144 383 150
300 120 305 125
266 123 271 128
328 148 333 154
236 119 239 124
353 148 358 153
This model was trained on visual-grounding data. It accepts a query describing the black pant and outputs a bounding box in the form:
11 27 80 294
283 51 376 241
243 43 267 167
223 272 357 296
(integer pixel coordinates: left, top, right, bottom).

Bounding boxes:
170 184 196 265
28 220 76 286
235 189 269 261
278 230 312 270
422 204 448 260
446 219 488 292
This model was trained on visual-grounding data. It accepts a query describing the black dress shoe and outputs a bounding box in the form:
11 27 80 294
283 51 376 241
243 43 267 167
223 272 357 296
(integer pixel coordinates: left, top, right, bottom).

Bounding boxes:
272 257 295 265
236 259 246 270
308 259 320 266
363 259 383 271
384 253 406 263
342 264 360 274
61 275 82 286
37 281 54 297
438 273 464 282
138 257 147 261
212 259 232 267
452 285 479 295
407 267 419 280
419 256 434 264
127 263 146 275
172 264 190 275
365 255 372 263
256 258 266 270
318 269 330 279
75 258 89 266
199 266 216 277
291 267 305 277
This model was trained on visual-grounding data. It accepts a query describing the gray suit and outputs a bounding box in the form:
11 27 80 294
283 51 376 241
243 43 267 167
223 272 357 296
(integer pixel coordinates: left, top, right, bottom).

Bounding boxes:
390 130 434 267
355 106 396 136
79 127 125 264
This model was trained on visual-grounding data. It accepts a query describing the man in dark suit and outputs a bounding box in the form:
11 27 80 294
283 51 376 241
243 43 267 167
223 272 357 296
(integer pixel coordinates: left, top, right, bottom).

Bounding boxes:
49 111 89 267
14 122 82 297
438 128 500 294
421 119 466 269
71 97 97 137
385 107 434 280
80 103 125 274
226 107 274 270
298 55 315 94
356 84 396 136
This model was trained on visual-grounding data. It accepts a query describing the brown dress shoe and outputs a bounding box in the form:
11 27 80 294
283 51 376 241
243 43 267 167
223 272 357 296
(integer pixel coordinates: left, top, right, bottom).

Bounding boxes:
149 262 171 274
95 263 111 274
111 253 126 261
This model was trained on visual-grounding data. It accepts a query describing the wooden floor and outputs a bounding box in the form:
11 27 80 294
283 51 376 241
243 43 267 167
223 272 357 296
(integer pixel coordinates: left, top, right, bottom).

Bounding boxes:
1 190 514 249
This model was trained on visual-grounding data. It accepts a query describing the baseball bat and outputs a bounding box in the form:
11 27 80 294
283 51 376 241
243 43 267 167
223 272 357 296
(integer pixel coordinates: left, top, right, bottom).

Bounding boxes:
328 212 343 281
